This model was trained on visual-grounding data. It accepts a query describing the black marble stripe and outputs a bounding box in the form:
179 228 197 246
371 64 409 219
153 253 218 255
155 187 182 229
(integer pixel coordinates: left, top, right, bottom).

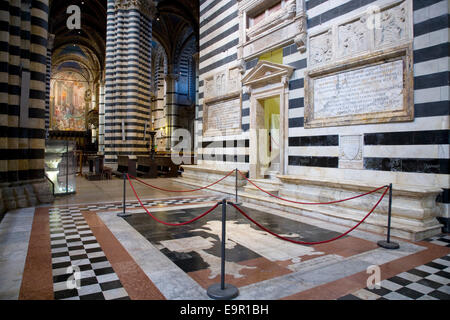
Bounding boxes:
201 140 249 149
289 135 339 147
415 101 450 118
289 156 339 168
364 157 448 174
0 169 45 183
414 14 449 37
364 130 449 145
0 149 45 160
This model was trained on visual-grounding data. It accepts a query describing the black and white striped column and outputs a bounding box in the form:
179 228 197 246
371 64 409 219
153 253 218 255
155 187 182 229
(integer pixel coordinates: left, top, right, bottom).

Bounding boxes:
104 0 155 163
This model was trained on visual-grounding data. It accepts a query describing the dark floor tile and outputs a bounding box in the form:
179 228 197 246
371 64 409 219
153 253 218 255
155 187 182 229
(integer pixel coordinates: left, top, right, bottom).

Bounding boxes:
337 294 361 300
82 240 98 245
89 256 109 264
417 278 444 289
435 270 450 278
51 243 67 250
366 286 392 296
79 292 105 300
54 289 78 300
50 236 65 241
389 276 413 286
85 247 103 254
428 289 450 300
52 251 69 258
395 287 424 299
100 280 123 291
425 261 448 270
52 261 72 270
68 245 85 251
53 273 72 283
78 264 93 272
94 267 115 276
66 238 82 243
407 269 431 278
80 277 99 287
70 254 89 261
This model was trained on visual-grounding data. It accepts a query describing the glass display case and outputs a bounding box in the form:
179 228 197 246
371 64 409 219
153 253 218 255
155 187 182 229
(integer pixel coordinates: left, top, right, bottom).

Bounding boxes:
45 140 77 195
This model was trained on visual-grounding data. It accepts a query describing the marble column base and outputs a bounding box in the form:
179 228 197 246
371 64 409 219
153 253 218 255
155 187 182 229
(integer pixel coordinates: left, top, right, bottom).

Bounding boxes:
0 180 54 214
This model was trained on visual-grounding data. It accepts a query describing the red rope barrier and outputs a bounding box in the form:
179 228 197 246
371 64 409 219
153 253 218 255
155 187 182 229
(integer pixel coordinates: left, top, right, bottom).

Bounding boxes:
128 169 235 193
230 185 389 245
238 170 387 205
127 174 219 226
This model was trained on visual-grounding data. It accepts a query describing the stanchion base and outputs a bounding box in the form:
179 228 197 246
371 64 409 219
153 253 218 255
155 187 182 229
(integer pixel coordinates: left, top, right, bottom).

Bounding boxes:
117 213 132 218
377 240 400 249
207 283 239 300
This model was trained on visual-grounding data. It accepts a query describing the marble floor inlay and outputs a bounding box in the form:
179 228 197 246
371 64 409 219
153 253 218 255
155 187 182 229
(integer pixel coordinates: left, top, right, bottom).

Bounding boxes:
49 207 130 300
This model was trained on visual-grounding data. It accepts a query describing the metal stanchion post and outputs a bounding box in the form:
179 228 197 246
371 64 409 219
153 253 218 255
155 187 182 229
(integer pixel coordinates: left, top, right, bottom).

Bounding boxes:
235 168 238 204
118 173 131 218
378 184 399 249
207 199 239 300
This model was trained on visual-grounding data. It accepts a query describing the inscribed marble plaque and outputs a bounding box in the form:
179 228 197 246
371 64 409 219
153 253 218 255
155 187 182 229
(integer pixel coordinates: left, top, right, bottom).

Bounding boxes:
204 98 241 136
313 60 403 119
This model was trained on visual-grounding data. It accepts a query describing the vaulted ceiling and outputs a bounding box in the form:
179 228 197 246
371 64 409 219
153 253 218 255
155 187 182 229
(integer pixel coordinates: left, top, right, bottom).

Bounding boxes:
48 0 198 82
49 0 107 83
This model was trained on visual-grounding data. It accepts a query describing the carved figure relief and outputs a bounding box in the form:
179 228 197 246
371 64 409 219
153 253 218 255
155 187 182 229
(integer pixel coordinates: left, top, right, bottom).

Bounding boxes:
309 30 333 66
376 3 407 47
338 18 369 57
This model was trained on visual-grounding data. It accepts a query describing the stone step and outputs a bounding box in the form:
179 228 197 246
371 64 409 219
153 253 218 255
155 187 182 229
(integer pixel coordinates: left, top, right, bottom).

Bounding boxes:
244 178 281 197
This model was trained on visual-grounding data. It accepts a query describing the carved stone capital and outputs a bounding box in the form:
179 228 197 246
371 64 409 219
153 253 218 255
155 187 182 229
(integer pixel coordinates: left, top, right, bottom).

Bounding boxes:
115 0 156 19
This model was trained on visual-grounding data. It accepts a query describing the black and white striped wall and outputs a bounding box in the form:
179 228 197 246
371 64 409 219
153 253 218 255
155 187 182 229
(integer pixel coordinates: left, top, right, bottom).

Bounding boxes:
197 0 449 212
197 0 249 170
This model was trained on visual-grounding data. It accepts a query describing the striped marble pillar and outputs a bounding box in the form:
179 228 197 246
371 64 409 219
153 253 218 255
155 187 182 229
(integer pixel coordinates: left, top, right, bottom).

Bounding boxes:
164 73 179 151
0 0 52 211
45 33 54 134
104 0 155 163
99 82 106 154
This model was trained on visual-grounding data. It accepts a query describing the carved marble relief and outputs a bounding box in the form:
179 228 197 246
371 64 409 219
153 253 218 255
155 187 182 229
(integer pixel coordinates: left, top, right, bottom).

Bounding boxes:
309 30 333 67
308 0 411 68
375 2 407 48
204 68 241 100
203 67 242 136
338 18 369 57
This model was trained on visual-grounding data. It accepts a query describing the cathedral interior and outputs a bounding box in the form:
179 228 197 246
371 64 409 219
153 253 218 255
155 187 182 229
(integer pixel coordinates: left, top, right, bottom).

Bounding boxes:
0 0 449 303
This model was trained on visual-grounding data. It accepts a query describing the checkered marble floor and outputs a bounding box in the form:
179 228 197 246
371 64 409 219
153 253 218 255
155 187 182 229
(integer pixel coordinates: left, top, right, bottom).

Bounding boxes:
339 234 450 300
49 207 130 300
424 234 450 247
48 196 223 300
71 196 222 212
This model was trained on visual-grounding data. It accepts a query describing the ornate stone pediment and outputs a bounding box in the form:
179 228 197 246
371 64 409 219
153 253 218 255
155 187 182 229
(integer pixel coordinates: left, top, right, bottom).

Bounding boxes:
238 0 307 60
242 60 293 88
